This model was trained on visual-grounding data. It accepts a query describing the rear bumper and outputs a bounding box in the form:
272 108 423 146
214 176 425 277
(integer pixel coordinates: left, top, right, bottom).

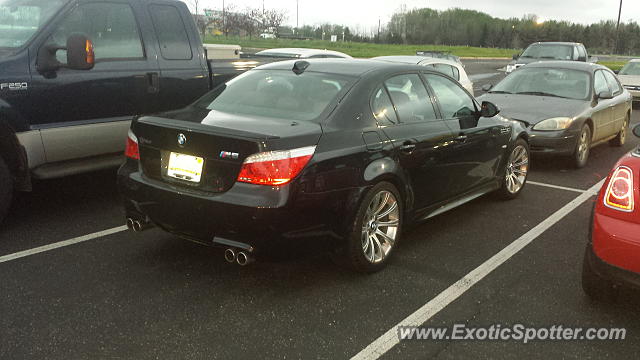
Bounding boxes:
592 211 640 274
528 129 580 156
585 243 640 291
117 161 363 252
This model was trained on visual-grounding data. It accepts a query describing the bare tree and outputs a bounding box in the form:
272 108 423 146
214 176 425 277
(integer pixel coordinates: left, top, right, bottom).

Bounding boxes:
239 8 263 39
262 9 288 38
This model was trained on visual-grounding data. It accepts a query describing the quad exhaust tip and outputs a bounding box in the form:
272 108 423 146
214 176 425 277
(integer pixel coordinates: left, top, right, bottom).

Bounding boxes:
224 248 254 266
126 217 153 232
224 248 236 263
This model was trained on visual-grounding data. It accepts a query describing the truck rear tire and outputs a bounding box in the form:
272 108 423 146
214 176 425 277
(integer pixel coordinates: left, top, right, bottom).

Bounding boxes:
0 156 13 225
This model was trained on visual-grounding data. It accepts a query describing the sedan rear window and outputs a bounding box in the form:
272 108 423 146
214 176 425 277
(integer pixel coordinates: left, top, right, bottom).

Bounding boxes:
490 67 590 100
196 70 354 121
619 62 640 76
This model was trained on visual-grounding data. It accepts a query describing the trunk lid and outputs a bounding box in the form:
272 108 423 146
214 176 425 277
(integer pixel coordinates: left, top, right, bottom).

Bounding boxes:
133 111 322 193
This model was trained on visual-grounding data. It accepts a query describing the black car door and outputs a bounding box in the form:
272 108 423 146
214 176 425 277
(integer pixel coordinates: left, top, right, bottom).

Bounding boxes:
28 0 160 163
423 73 510 196
147 3 210 113
373 73 457 211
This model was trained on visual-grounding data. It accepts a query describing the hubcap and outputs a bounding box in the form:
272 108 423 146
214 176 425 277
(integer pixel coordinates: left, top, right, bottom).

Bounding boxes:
361 190 400 264
505 145 529 194
578 130 589 162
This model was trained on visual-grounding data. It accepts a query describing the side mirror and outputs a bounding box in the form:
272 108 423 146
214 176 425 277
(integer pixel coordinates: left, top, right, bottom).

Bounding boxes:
36 33 95 73
480 101 500 117
481 84 493 92
633 124 640 138
596 91 613 100
512 54 519 60
613 70 620 75
577 56 587 62
589 56 599 64
66 34 95 70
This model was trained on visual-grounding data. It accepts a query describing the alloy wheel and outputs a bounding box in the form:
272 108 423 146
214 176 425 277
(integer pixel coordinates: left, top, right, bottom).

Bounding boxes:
361 190 400 263
577 129 590 163
505 145 529 194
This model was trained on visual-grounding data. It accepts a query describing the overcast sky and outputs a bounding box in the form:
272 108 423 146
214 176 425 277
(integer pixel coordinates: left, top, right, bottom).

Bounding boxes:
190 0 638 34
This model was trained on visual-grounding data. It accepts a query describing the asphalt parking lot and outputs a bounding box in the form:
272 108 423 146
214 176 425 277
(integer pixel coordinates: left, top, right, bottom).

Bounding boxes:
1 60 639 359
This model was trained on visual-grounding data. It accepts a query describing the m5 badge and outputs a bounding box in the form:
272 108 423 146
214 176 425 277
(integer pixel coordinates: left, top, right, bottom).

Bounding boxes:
0 82 28 91
219 151 239 159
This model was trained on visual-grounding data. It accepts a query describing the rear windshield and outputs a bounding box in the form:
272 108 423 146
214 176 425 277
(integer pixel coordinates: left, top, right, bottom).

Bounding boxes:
195 69 355 121
619 62 640 76
491 67 590 100
520 44 573 60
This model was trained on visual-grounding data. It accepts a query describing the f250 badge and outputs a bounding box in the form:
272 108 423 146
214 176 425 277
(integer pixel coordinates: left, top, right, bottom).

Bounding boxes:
0 82 28 91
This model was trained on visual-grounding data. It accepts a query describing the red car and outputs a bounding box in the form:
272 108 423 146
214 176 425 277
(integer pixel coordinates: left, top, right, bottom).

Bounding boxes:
582 123 640 300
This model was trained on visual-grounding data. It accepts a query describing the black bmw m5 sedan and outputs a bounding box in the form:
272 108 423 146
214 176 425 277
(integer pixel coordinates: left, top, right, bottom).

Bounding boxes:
118 59 530 272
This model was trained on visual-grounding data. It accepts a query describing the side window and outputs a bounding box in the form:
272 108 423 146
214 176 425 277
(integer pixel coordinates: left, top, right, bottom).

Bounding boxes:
572 47 580 61
577 46 587 60
594 71 610 95
149 4 193 60
424 74 476 119
384 74 438 123
50 2 144 62
451 67 460 81
371 87 398 126
433 64 454 78
603 71 622 95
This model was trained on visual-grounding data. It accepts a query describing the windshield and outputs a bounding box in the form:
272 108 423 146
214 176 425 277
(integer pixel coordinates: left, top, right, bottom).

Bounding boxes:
195 69 355 121
520 44 573 60
0 0 66 49
491 67 590 100
619 62 640 76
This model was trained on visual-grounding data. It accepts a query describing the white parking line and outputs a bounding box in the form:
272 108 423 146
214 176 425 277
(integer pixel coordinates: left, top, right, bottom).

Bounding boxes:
527 181 588 194
351 179 604 360
0 226 127 264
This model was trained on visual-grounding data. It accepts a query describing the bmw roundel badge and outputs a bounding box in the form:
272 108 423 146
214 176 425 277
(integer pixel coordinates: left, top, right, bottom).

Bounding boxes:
177 133 187 146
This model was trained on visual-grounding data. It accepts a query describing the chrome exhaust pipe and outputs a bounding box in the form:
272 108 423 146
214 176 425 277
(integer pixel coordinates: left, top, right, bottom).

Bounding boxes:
126 218 135 230
224 248 237 263
132 220 143 232
236 251 254 266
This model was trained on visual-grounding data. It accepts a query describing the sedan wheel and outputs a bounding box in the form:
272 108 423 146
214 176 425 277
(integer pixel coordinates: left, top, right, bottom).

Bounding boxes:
573 125 591 168
497 139 529 199
610 115 629 147
345 182 403 272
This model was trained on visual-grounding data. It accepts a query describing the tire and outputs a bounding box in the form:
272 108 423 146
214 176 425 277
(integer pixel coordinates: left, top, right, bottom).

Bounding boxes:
572 124 591 169
0 156 13 225
496 139 529 200
609 114 629 147
581 247 617 302
344 182 403 273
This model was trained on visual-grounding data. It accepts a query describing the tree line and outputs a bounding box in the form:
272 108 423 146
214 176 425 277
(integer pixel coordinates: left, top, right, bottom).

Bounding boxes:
382 8 640 55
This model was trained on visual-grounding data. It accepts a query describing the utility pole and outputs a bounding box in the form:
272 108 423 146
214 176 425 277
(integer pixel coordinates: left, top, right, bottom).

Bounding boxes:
614 0 623 54
377 17 380 43
296 0 299 30
222 0 225 36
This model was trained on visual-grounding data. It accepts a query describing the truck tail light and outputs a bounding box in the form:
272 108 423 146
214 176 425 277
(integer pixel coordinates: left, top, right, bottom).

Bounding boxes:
125 129 140 160
604 166 634 212
237 146 316 186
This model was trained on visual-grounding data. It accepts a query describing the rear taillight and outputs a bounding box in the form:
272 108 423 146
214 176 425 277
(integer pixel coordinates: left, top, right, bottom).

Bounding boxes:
125 129 139 160
237 146 316 186
604 166 634 212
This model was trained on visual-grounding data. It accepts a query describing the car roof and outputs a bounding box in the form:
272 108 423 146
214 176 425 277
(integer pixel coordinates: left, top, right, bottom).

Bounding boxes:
528 42 582 46
372 56 461 68
522 61 607 72
628 59 640 63
255 48 352 58
255 58 426 76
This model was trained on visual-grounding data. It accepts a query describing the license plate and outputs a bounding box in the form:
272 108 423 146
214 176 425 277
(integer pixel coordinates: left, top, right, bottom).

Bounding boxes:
167 152 204 183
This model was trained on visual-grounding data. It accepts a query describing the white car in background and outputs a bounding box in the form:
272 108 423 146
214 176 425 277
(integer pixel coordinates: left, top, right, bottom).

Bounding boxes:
254 48 352 59
371 56 474 95
616 59 640 104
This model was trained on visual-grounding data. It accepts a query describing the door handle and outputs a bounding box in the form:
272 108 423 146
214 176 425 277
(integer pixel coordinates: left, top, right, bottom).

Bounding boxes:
399 141 417 153
454 135 468 143
147 72 159 94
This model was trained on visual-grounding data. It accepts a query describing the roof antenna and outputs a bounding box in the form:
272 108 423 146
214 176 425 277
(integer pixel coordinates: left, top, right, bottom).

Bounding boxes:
292 60 310 75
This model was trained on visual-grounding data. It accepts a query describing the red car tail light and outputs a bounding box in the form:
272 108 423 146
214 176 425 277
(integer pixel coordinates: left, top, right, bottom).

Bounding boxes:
604 166 634 212
125 129 140 160
237 146 316 186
